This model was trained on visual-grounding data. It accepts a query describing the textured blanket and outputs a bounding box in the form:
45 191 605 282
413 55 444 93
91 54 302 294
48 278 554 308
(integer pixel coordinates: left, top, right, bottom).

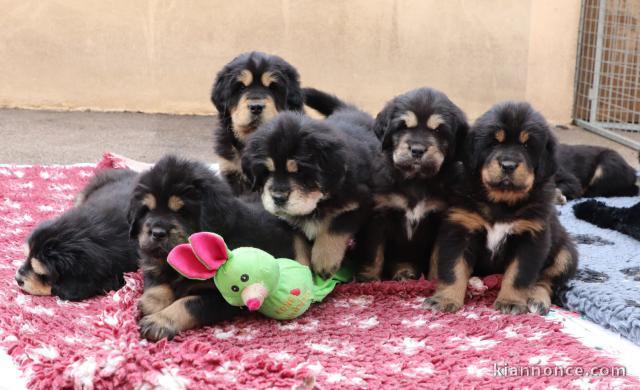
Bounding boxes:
558 195 640 346
0 162 637 388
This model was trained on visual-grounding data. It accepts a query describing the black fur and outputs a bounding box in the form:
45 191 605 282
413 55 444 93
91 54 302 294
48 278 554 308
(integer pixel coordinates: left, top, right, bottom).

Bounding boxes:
555 144 638 200
129 155 295 341
17 169 139 301
574 200 640 241
427 102 578 314
242 101 381 278
211 51 304 194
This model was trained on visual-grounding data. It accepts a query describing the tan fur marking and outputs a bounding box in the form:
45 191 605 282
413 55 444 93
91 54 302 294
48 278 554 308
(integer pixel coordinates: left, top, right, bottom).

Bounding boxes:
139 296 199 341
543 248 572 279
311 224 352 277
528 282 552 309
215 153 242 175
261 71 276 87
427 258 470 311
511 219 545 235
357 243 385 281
447 208 487 232
293 234 311 266
142 193 157 210
265 158 275 172
426 114 445 130
428 245 439 280
237 69 253 86
495 129 506 143
482 159 534 205
138 284 175 316
374 193 408 210
286 159 298 173
519 131 530 144
168 196 184 212
495 260 528 308
230 95 278 140
31 258 48 275
588 165 604 186
398 111 418 128
20 272 52 296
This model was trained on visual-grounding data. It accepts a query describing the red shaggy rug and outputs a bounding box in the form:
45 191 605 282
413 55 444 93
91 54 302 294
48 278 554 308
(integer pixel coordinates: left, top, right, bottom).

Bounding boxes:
0 161 638 389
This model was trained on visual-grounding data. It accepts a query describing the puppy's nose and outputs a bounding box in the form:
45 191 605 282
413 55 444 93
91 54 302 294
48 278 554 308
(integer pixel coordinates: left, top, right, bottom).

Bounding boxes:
151 227 168 241
410 145 426 159
248 103 265 115
271 191 290 206
15 275 24 287
499 160 519 174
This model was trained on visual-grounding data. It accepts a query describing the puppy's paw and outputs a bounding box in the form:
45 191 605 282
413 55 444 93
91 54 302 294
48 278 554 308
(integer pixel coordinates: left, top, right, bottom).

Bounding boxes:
494 299 528 315
137 285 174 316
554 188 567 205
423 296 462 313
392 267 419 281
527 298 550 315
312 261 341 280
139 313 178 342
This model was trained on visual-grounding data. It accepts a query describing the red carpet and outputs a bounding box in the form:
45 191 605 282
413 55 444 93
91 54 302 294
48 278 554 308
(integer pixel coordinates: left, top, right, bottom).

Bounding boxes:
0 161 638 389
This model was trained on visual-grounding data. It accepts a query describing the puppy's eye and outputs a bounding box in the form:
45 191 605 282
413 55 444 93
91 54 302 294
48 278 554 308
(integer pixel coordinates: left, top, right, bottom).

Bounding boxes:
240 274 249 282
231 285 239 292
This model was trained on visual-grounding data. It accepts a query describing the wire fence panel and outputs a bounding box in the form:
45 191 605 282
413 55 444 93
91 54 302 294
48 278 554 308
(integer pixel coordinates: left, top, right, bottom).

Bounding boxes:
574 0 640 150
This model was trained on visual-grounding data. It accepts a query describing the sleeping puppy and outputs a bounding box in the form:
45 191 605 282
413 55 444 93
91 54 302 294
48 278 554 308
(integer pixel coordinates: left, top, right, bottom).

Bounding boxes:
424 102 578 315
242 92 381 279
211 51 305 194
554 144 638 201
129 155 296 341
16 169 139 301
356 87 468 281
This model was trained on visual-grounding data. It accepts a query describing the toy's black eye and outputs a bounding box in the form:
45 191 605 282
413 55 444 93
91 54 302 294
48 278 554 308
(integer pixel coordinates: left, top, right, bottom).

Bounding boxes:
231 285 239 292
240 274 249 282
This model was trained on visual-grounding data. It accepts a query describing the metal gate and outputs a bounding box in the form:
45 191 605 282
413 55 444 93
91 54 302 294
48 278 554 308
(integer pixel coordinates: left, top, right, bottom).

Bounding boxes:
573 0 640 150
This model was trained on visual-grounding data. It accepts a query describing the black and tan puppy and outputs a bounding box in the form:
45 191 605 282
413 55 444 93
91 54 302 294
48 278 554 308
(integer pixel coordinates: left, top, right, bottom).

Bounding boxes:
242 92 381 279
129 155 296 341
16 169 139 301
554 144 638 201
211 51 305 194
424 102 578 315
356 87 468 281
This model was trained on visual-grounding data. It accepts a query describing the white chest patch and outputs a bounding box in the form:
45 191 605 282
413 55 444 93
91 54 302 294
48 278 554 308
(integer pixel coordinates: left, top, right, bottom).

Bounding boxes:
404 200 433 240
485 222 515 254
300 219 320 241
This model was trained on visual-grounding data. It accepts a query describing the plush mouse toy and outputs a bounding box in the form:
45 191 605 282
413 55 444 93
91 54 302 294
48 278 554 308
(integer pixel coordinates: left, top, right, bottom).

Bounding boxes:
167 232 350 320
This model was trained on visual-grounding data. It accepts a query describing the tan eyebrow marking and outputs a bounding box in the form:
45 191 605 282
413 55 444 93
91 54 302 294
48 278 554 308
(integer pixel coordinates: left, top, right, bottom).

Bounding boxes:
265 158 275 172
237 69 253 86
398 111 418 128
286 159 298 173
426 114 445 130
495 129 506 143
31 258 48 275
168 196 184 212
519 131 529 144
143 193 157 210
261 71 276 87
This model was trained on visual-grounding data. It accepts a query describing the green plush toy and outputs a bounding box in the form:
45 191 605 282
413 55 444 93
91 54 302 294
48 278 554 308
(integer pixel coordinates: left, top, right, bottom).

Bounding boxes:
167 232 350 320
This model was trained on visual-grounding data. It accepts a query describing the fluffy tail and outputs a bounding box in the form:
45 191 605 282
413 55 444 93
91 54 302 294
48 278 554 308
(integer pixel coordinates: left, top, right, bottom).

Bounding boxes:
303 87 349 116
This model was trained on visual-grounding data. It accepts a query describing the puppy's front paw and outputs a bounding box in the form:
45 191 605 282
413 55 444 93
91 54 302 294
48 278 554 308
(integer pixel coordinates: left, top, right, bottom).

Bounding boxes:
423 295 462 313
494 299 528 315
312 260 340 280
391 266 419 281
139 313 178 341
526 298 550 315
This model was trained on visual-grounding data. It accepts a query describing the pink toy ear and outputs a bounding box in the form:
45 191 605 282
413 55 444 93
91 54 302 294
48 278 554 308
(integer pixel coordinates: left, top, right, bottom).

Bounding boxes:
167 244 217 280
188 232 228 271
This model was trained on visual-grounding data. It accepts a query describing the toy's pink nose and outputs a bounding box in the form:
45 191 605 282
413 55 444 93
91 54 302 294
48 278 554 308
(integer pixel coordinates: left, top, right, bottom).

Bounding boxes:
246 298 262 311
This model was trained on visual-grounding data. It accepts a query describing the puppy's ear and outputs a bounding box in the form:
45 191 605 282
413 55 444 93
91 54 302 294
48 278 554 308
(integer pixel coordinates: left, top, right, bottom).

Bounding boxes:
309 132 347 192
452 108 470 162
538 131 558 182
211 67 233 114
282 66 304 111
373 103 396 150
126 197 145 239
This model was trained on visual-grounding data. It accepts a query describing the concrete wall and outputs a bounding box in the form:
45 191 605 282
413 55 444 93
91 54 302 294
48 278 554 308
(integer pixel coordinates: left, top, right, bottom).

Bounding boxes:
0 0 581 123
